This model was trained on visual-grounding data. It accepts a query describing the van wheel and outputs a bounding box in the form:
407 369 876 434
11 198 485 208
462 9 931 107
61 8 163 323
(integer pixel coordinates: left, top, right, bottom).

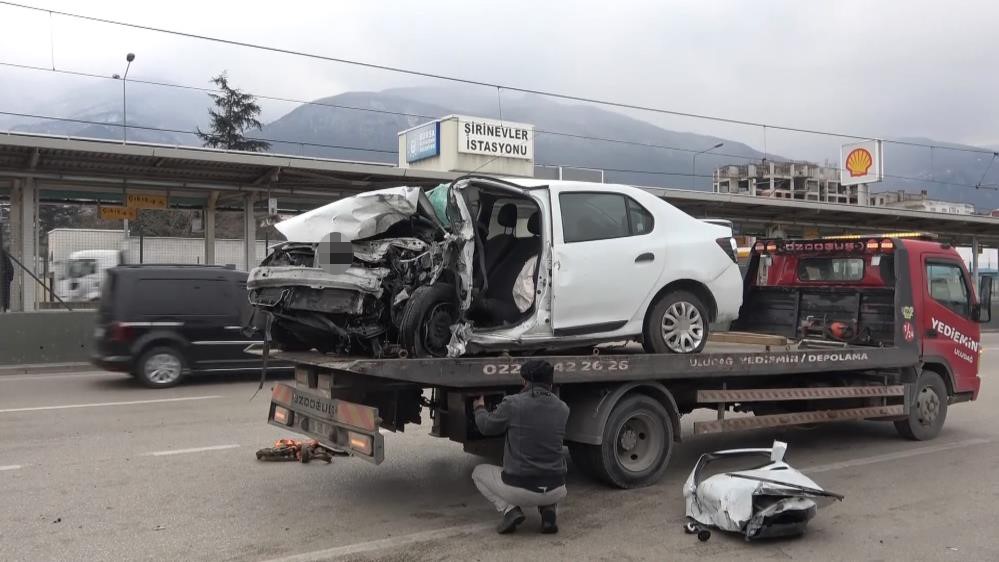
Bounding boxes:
586 395 674 488
643 291 709 354
894 371 948 440
135 346 186 388
399 284 457 358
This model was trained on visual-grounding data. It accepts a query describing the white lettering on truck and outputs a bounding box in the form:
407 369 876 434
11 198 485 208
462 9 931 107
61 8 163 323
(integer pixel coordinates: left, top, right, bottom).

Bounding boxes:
931 318 980 353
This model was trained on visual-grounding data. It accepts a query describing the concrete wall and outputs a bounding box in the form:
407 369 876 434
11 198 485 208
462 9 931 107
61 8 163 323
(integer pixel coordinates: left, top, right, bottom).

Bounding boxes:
0 310 96 365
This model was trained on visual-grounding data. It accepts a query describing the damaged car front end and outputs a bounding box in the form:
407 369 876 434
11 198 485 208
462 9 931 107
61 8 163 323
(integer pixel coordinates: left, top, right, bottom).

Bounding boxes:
248 183 476 358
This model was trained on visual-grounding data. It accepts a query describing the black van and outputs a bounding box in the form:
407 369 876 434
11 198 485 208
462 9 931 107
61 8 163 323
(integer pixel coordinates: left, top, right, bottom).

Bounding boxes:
92 265 287 388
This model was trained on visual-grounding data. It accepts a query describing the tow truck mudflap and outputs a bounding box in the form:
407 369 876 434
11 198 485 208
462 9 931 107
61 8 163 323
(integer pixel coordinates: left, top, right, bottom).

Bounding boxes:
268 383 385 464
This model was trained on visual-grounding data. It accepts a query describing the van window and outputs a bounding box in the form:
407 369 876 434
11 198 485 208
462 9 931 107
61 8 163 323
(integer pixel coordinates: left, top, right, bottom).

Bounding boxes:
135 279 233 317
560 193 653 243
926 262 970 317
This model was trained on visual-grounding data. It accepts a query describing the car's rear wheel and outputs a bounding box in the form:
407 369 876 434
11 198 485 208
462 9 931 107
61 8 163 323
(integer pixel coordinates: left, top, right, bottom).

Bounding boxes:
399 284 457 358
135 346 186 388
643 290 709 354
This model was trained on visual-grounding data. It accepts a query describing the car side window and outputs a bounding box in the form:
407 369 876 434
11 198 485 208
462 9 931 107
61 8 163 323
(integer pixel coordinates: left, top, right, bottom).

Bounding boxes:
627 198 654 235
560 193 653 243
926 262 970 317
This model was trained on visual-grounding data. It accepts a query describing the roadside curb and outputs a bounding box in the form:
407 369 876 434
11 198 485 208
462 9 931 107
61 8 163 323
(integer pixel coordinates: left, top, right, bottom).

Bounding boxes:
0 362 95 376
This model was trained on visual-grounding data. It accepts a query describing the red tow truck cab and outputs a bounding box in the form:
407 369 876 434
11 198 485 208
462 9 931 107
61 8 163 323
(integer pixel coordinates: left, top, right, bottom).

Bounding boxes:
739 235 992 401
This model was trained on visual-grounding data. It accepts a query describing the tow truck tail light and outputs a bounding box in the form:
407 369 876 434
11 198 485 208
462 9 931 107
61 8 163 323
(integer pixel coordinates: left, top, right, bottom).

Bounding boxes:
347 431 373 456
866 239 880 251
109 322 133 343
753 241 765 253
715 237 739 263
272 406 293 426
880 239 894 251
766 242 778 252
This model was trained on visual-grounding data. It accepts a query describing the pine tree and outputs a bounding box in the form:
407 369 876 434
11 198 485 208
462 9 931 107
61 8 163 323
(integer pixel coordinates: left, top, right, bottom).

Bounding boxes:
196 72 270 152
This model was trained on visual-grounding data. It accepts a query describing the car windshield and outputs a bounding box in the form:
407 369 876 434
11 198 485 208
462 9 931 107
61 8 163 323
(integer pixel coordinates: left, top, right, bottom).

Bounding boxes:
66 259 98 278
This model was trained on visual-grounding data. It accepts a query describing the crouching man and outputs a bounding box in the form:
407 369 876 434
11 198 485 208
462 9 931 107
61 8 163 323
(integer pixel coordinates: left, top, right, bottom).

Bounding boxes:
471 359 569 534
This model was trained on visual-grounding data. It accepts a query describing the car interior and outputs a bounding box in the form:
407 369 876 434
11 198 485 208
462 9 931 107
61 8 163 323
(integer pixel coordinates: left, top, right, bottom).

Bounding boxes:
463 185 543 329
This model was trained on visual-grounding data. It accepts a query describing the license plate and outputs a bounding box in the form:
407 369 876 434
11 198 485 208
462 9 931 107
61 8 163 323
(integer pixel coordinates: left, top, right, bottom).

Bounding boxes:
291 390 336 421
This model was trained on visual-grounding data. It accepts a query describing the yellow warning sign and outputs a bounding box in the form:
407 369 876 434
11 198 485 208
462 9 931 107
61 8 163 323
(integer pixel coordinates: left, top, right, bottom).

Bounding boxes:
99 206 137 221
126 193 168 209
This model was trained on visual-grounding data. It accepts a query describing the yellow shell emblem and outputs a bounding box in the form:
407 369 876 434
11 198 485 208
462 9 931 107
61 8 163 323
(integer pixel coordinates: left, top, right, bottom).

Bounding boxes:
846 148 873 177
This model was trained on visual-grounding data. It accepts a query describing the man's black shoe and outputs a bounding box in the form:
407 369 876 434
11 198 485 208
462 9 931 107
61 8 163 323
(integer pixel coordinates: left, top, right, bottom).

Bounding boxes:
539 505 558 534
497 507 526 534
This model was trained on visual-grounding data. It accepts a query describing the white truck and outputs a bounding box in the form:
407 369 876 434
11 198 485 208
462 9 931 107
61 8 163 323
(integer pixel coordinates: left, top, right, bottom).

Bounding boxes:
48 228 268 303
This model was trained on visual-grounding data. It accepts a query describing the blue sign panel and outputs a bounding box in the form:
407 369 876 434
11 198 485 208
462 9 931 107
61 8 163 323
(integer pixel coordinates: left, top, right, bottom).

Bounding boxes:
406 121 440 163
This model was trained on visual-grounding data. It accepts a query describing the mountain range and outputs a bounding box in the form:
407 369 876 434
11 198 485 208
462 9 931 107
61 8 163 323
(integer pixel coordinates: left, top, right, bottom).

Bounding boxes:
6 84 997 210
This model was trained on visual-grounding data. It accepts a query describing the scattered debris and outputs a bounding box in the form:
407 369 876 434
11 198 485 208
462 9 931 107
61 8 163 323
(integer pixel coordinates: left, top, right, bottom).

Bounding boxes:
683 441 843 541
255 439 345 463
52 517 62 524
153 525 166 531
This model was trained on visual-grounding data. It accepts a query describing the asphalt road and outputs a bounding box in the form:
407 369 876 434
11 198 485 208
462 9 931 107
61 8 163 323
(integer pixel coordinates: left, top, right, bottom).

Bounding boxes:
3 334 999 562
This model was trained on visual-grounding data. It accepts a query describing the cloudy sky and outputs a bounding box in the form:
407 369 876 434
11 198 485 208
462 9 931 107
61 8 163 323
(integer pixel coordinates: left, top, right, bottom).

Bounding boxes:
1 0 997 159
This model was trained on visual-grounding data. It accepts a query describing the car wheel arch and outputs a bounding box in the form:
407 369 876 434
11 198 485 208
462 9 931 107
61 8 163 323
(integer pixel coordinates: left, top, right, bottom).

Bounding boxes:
644 279 718 326
130 331 191 370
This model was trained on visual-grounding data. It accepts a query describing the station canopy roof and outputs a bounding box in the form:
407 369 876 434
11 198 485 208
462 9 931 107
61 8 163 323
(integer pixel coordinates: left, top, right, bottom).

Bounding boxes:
1 132 997 245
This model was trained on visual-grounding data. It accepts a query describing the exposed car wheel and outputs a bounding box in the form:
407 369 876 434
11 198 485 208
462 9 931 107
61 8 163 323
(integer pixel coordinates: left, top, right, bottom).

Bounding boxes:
894 370 948 440
643 290 709 354
585 394 674 488
135 346 186 388
399 284 457 358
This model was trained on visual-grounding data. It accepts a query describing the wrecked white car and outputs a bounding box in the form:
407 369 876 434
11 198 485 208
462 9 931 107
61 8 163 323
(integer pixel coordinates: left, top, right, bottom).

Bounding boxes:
683 441 843 541
248 175 742 358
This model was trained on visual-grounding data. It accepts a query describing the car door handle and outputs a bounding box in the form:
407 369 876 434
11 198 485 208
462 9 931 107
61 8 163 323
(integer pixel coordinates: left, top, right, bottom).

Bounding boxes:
635 253 655 263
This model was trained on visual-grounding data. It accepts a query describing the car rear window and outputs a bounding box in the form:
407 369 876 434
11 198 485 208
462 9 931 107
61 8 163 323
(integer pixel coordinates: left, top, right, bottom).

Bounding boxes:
134 278 234 317
797 258 865 282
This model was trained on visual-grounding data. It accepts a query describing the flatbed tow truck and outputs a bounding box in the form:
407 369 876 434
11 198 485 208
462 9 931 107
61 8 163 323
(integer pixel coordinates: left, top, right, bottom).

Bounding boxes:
258 235 992 488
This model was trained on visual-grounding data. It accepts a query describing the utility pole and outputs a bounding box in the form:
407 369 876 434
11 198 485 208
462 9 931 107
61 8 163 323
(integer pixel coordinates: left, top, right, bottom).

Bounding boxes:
692 142 724 189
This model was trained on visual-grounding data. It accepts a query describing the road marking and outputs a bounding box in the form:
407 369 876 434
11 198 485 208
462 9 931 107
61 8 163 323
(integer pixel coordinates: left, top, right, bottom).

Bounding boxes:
261 522 494 562
803 437 992 474
0 465 22 472
0 395 222 414
143 444 241 457
0 372 111 382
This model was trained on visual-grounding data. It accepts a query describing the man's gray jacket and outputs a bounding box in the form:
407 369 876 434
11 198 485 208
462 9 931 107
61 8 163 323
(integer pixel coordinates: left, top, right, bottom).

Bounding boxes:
474 386 570 492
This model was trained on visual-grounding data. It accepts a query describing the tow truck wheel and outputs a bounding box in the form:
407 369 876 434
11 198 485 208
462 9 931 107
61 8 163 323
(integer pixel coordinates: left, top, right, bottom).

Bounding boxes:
643 291 709 354
135 346 185 389
894 370 948 441
399 283 457 358
588 394 674 488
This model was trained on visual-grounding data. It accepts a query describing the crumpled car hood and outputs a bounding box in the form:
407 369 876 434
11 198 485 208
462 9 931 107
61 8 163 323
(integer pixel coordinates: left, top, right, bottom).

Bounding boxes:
275 186 424 243
684 441 842 540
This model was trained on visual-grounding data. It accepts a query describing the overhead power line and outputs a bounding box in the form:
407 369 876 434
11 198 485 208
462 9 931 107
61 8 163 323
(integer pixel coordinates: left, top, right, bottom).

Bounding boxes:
2 0 999 160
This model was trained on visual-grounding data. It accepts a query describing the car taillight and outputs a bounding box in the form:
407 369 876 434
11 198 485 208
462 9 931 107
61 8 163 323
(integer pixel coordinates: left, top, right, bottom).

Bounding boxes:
716 237 738 264
109 322 134 343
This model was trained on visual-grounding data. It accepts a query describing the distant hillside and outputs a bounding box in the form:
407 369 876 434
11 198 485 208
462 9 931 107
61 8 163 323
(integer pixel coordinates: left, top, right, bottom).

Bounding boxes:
4 83 997 209
258 87 767 190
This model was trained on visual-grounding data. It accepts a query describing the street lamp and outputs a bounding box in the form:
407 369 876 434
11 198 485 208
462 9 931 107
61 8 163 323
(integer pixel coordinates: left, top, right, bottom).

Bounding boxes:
115 53 135 143
691 142 724 189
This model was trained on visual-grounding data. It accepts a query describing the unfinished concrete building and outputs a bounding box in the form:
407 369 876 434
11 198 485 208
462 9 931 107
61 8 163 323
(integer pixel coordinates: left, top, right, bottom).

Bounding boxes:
713 161 869 205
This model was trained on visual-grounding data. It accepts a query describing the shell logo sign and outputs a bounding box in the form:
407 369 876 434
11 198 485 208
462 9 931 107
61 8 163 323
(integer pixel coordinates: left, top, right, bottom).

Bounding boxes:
840 140 884 186
845 148 873 177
